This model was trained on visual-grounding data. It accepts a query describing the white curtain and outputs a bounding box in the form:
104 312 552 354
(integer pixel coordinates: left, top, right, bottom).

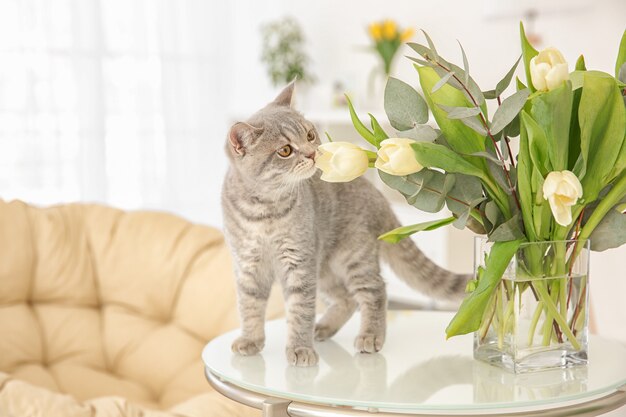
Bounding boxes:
0 0 230 226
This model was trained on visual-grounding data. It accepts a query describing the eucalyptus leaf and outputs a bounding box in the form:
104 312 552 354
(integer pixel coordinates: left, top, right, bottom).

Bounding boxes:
446 174 485 216
421 30 439 61
379 169 451 213
446 239 524 338
400 124 440 142
488 213 525 242
483 89 497 100
468 151 505 166
438 105 481 120
431 71 456 93
495 56 522 97
385 77 429 131
378 216 456 243
460 115 488 136
490 89 530 135
484 200 501 232
406 55 431 67
588 206 626 251
503 113 520 138
458 40 470 85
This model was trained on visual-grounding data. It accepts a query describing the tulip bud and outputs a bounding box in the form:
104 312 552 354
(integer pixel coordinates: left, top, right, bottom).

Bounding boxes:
530 47 569 91
316 142 369 182
542 170 583 226
375 138 423 176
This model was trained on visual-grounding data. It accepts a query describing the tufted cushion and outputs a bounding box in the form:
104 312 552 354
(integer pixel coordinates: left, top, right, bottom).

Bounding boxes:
0 200 283 416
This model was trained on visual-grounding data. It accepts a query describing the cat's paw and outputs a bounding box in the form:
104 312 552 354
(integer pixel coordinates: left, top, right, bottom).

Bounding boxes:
354 333 384 353
314 323 338 341
286 346 319 367
231 337 264 356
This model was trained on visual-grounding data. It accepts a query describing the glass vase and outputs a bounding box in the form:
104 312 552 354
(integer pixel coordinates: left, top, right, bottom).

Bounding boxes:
473 238 590 373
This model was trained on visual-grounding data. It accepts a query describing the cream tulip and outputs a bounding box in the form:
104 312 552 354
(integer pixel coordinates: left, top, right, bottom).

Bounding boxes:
530 47 569 91
542 170 583 226
375 138 423 176
316 142 369 182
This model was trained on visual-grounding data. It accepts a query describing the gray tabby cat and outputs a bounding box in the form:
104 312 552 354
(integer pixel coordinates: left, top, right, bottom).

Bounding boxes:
222 83 469 367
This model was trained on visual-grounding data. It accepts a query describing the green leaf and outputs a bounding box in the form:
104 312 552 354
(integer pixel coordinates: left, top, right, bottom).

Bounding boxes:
520 22 539 92
495 55 522 97
378 216 456 243
520 111 552 176
446 239 524 338
411 142 487 180
516 76 527 91
578 71 626 201
345 94 377 147
488 213 525 242
518 111 539 241
384 77 429 131
616 29 626 78
368 113 389 146
490 89 530 135
416 66 486 155
530 81 573 171
324 132 334 142
576 55 587 71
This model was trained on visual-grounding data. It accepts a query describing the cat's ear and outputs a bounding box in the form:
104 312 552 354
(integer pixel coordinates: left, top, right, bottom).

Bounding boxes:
228 122 263 156
272 80 296 107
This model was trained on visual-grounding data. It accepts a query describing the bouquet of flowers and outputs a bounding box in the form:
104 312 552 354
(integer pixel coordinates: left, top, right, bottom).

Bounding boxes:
317 24 626 367
367 19 414 76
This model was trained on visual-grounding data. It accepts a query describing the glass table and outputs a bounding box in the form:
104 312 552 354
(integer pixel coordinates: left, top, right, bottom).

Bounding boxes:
202 311 626 416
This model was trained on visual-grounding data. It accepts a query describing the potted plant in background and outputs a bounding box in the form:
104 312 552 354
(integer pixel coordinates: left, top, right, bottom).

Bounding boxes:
260 16 314 105
317 24 626 372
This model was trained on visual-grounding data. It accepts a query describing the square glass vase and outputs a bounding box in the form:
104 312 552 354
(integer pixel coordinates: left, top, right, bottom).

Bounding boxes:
473 238 590 373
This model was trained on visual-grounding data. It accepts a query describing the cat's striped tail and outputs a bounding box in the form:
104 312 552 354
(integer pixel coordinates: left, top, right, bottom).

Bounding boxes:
379 224 472 301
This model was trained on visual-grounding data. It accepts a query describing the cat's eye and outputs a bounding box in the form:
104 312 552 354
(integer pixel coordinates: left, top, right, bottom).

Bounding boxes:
277 145 293 158
307 130 316 142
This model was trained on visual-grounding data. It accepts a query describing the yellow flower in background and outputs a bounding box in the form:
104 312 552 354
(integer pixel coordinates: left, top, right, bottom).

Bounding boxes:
382 20 397 40
400 28 414 42
368 23 382 41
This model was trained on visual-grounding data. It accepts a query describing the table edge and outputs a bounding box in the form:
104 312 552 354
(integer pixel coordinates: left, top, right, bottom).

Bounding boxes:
205 367 626 416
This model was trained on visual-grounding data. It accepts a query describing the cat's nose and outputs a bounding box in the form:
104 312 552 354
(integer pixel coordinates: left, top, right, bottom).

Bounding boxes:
304 151 316 161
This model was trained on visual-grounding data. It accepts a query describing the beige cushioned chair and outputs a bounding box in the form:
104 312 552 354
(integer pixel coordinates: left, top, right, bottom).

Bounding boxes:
0 200 281 416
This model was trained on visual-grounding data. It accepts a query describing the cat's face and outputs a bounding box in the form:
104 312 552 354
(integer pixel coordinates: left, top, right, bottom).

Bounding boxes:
226 83 320 187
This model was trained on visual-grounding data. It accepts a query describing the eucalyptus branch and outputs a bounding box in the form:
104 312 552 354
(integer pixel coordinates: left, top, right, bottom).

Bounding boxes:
497 95 517 168
430 59 521 211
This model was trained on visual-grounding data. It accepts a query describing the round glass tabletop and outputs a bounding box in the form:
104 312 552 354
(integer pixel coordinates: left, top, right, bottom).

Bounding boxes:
202 311 626 414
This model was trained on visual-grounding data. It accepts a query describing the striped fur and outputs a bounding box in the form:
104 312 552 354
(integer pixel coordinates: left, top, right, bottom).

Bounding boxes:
222 84 470 366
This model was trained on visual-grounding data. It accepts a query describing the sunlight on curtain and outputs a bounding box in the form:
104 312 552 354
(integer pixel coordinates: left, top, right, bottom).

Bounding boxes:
0 0 229 225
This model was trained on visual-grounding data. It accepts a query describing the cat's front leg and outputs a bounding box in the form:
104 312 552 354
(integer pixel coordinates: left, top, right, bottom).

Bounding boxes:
232 260 272 356
278 245 319 367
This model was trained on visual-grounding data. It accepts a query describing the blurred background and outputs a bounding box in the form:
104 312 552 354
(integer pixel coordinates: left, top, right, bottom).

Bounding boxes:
0 0 624 343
